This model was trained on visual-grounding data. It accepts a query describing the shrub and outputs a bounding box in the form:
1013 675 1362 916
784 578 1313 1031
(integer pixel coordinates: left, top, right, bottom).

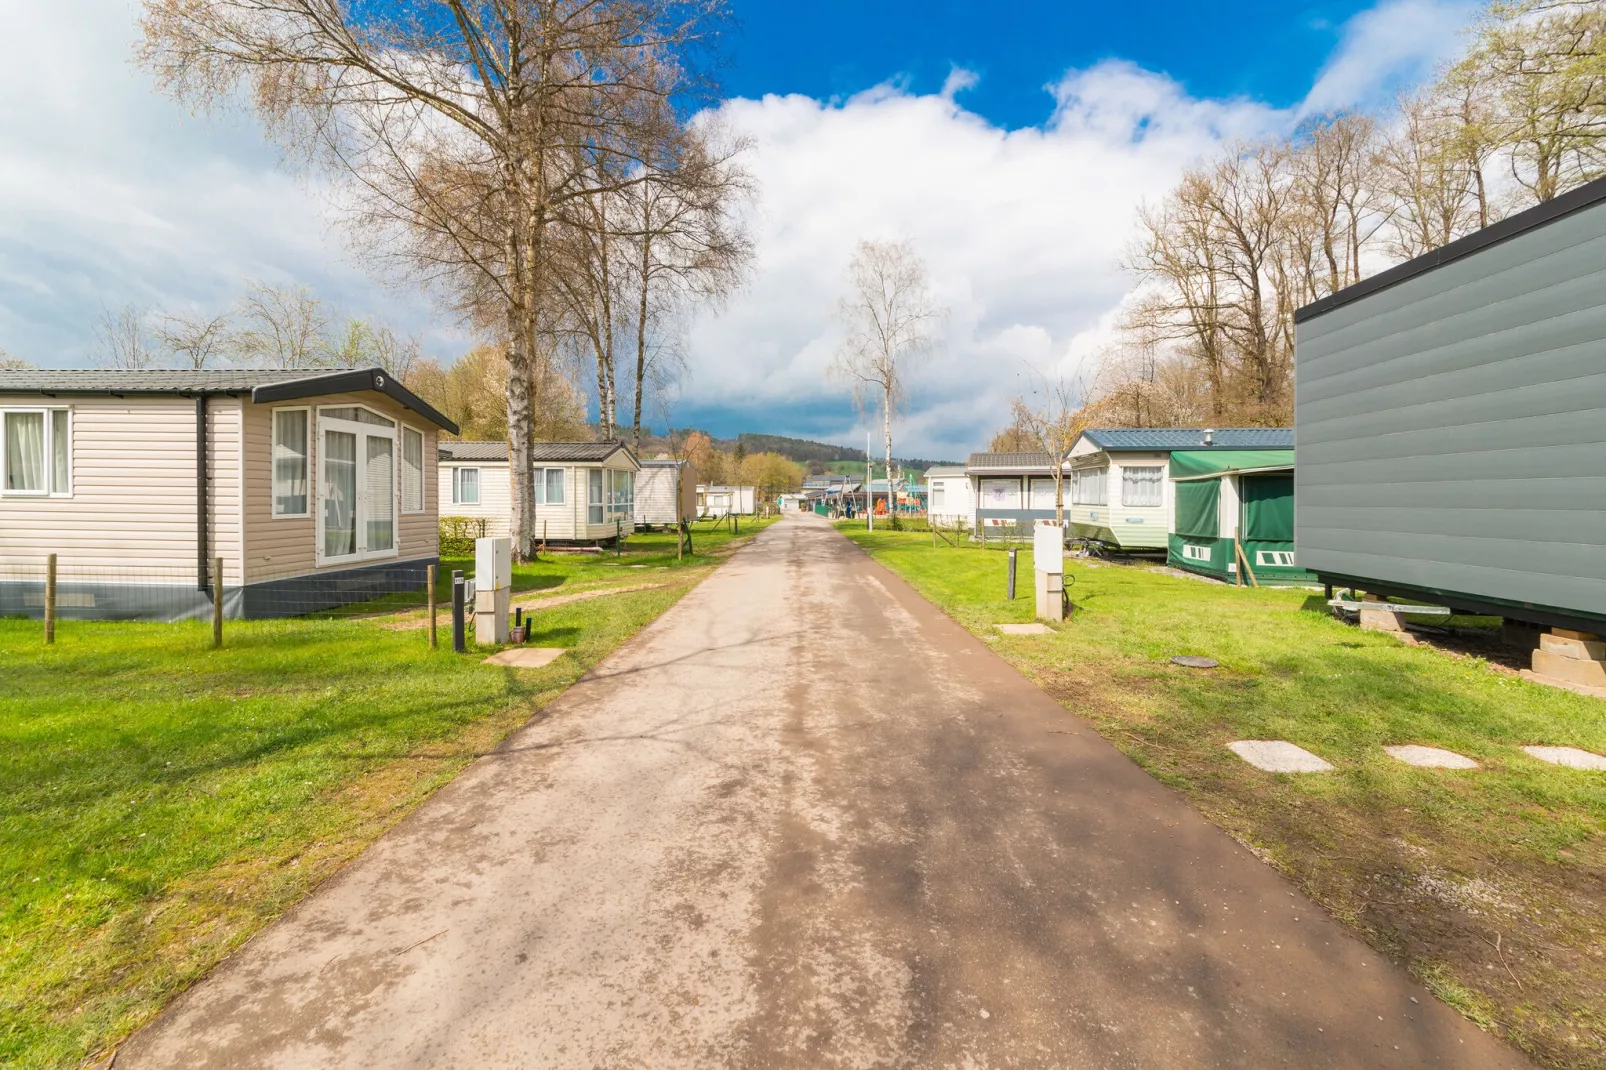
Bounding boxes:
439 516 489 557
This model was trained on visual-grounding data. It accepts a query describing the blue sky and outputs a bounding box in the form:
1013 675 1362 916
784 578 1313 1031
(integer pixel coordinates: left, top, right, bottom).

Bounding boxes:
0 0 1475 458
723 1 1379 127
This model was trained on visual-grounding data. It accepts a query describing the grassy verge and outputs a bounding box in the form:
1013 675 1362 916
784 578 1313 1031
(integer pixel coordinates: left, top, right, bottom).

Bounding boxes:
841 525 1606 1069
0 518 773 1069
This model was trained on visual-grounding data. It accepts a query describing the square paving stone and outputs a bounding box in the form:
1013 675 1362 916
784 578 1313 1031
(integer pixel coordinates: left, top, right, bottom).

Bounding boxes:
1385 745 1479 770
1523 745 1606 771
484 647 568 669
1227 740 1333 773
997 623 1053 635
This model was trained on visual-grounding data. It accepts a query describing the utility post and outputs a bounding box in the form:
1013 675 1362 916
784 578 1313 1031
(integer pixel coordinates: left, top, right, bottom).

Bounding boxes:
865 430 873 532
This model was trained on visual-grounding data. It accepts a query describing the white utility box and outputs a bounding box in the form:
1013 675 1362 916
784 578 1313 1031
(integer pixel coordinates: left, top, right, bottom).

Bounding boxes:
1033 522 1066 622
474 536 513 645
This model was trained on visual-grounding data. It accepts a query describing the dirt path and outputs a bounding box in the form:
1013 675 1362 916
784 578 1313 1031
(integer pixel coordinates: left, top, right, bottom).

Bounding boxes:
116 515 1526 1069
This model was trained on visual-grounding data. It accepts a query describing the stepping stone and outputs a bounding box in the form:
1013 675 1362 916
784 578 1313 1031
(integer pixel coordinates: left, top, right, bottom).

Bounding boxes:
483 647 567 669
1171 655 1218 669
1523 745 1606 771
997 623 1052 635
1385 745 1479 770
1227 740 1333 773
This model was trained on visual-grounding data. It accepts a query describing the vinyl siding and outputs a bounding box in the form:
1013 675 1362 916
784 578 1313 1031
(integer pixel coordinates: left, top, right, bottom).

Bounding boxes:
242 393 438 583
0 393 244 584
1066 452 1171 549
634 466 684 525
455 455 642 543
441 461 512 537
1295 194 1606 615
928 476 974 526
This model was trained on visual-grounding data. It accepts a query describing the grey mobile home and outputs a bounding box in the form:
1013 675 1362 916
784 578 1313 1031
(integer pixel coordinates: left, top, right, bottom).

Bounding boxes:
1295 176 1606 632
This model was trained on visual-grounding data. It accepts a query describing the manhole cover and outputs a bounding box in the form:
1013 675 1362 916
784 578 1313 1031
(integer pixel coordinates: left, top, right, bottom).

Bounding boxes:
1170 655 1218 669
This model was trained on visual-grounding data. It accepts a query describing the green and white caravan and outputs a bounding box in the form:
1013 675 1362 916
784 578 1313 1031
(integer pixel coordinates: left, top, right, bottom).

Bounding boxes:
1168 446 1316 585
1063 428 1295 553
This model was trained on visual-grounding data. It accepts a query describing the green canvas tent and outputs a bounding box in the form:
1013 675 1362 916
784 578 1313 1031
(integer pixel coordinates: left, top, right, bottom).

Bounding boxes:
1166 450 1315 585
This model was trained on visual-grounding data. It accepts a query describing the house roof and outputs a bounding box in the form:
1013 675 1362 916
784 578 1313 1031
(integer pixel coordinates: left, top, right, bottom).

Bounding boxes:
1081 427 1294 451
966 451 1058 472
529 440 638 466
923 466 967 478
438 441 509 463
640 458 685 468
1296 174 1606 324
0 367 460 433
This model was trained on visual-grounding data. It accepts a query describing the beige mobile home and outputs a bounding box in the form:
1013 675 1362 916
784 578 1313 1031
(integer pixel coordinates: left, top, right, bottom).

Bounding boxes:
924 465 973 527
0 367 456 619
697 484 756 517
437 440 641 545
634 458 696 527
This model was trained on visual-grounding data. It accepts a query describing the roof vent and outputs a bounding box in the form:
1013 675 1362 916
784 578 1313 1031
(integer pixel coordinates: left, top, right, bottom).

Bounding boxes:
1203 428 1215 446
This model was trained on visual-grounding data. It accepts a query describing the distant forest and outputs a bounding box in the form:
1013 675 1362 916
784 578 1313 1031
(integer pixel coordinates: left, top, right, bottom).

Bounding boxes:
635 430 958 473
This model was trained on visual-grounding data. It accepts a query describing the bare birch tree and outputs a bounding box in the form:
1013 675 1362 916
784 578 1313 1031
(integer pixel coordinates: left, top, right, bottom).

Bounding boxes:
139 0 731 560
229 282 333 369
1007 367 1103 527
830 239 946 526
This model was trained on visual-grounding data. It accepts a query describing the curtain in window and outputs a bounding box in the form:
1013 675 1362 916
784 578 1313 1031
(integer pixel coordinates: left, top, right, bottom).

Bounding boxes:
366 435 395 551
49 411 68 493
4 412 44 492
545 468 565 504
1071 467 1106 505
1029 478 1058 510
273 410 309 515
323 430 357 558
401 428 423 512
1121 466 1163 507
453 467 480 505
588 468 604 524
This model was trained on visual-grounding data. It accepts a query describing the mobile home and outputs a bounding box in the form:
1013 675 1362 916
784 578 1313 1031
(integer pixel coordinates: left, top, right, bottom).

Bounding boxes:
438 440 641 545
634 458 696 527
0 367 455 619
924 465 974 527
698 484 756 517
1295 175 1606 632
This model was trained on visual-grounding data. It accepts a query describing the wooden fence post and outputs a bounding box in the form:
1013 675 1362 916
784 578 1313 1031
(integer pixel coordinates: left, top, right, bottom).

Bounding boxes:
44 553 56 645
212 556 224 649
427 564 438 649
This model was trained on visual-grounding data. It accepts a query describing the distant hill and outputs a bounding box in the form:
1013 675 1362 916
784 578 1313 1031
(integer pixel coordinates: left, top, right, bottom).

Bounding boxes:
631 429 959 474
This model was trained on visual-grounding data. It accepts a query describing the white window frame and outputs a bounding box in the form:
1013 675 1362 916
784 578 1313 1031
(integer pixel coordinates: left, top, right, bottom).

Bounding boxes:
1121 465 1164 508
451 466 481 506
1181 542 1211 562
588 468 605 525
535 466 567 506
270 406 312 519
605 467 633 516
400 424 426 514
314 404 400 567
1071 466 1107 506
1 407 73 498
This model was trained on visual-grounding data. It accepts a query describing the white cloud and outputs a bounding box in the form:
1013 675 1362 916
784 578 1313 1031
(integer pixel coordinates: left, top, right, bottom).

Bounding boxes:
0 0 1469 459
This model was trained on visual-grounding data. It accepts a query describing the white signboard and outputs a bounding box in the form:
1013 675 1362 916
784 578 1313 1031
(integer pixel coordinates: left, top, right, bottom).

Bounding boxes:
1034 522 1064 575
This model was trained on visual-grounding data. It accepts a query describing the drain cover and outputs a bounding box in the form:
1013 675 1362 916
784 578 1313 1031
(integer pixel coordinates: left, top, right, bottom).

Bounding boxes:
1170 655 1218 669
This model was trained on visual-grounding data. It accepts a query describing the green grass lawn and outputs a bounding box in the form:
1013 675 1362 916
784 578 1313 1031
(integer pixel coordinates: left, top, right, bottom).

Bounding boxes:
841 525 1606 1069
0 517 772 1070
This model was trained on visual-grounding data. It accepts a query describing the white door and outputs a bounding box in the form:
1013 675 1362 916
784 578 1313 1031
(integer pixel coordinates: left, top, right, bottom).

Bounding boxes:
317 408 399 566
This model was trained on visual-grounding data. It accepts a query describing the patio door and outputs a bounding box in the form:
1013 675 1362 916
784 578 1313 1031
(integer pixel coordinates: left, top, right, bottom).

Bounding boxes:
317 407 398 565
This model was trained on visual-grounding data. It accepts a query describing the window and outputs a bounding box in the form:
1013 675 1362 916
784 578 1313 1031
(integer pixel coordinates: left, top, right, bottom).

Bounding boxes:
452 467 480 505
606 469 633 515
1121 466 1163 508
535 467 565 505
979 479 1020 509
1029 477 1059 510
272 409 309 516
1256 550 1296 567
588 468 605 524
401 426 424 513
931 484 946 510
1181 543 1211 562
316 405 398 564
1071 467 1106 506
2 408 71 496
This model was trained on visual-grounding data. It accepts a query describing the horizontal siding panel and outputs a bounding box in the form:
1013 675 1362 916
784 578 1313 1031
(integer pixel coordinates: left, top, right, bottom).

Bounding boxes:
1298 504 1606 545
1297 526 1604 585
1296 442 1606 484
1296 544 1606 615
1297 475 1606 511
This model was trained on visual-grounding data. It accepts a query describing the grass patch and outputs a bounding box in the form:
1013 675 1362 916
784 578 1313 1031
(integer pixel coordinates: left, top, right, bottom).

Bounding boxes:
842 526 1606 1069
0 517 773 1069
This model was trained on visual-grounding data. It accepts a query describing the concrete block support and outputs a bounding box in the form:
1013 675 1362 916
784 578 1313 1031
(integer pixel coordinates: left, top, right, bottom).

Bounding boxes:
1529 628 1606 690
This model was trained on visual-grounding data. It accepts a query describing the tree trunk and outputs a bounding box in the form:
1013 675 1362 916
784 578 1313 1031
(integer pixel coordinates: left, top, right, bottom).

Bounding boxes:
505 294 536 563
633 191 653 447
882 384 894 527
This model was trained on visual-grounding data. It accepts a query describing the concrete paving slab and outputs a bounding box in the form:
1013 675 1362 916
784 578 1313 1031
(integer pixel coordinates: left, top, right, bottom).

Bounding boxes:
483 647 567 669
997 622 1052 635
1227 740 1334 773
1523 745 1606 771
1385 745 1479 770
1170 655 1218 668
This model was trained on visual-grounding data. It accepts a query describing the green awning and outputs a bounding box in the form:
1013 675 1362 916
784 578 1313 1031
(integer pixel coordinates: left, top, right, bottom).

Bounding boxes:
1169 450 1295 480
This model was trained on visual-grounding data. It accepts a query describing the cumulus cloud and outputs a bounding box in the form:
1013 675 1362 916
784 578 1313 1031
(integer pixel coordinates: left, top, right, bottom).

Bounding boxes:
0 0 1469 459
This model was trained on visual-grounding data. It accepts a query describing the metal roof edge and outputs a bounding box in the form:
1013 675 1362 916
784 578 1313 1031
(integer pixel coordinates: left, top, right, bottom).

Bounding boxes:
1295 175 1606 325
251 368 460 434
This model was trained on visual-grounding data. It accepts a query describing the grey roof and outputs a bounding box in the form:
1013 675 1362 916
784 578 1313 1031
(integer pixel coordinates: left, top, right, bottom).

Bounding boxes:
640 457 685 468
0 367 459 433
923 465 967 478
438 441 509 463
529 440 637 465
1081 427 1294 451
966 451 1057 471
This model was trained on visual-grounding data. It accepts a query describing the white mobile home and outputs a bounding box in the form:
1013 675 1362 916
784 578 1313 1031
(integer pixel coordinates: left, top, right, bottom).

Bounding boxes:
437 440 641 545
924 465 973 527
0 367 455 619
634 458 697 527
698 484 756 517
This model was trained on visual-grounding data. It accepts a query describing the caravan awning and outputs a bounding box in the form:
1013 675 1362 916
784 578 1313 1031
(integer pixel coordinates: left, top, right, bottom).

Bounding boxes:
1169 449 1295 480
